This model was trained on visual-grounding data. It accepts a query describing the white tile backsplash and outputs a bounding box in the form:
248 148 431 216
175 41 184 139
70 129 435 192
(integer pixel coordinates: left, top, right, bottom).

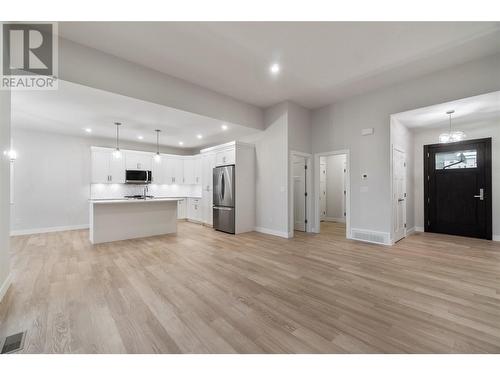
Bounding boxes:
90 183 202 199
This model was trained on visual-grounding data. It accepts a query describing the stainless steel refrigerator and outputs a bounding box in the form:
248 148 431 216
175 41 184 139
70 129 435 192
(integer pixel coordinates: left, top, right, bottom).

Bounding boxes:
213 165 235 234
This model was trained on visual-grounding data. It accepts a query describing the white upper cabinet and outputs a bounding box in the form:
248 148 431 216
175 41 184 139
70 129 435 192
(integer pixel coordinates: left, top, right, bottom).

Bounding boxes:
193 155 202 185
201 152 215 192
174 157 184 185
152 156 166 184
215 147 235 166
125 151 152 171
91 148 125 184
182 155 202 185
163 156 184 184
183 157 195 185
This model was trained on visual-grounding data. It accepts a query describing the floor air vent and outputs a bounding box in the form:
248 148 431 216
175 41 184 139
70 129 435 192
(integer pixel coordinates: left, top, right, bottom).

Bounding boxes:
351 229 388 245
1 331 26 354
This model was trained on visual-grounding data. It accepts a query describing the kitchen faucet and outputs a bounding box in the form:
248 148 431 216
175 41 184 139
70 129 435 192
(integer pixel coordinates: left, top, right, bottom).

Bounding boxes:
143 185 148 199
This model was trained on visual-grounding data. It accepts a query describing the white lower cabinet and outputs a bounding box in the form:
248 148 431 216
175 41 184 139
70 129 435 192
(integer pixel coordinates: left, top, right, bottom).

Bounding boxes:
177 199 187 219
187 198 202 222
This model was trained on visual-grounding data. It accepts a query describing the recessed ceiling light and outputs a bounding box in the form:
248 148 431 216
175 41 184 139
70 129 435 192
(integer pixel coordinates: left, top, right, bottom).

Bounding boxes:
178 141 184 146
137 135 144 140
84 128 92 133
270 63 280 74
221 124 228 131
197 134 203 139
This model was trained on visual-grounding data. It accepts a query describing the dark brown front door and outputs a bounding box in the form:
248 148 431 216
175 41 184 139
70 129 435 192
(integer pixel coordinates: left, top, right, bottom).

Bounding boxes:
424 138 492 240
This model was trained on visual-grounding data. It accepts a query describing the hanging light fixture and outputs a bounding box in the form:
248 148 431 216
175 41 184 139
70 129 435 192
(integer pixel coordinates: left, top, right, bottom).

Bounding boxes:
439 110 465 143
154 129 161 162
112 122 122 158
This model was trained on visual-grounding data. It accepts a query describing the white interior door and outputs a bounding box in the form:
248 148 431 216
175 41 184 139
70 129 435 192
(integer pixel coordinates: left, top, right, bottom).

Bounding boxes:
293 155 306 231
393 148 406 242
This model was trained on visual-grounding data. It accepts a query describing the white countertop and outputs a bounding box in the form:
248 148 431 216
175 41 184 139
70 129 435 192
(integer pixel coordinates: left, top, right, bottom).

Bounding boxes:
90 197 184 204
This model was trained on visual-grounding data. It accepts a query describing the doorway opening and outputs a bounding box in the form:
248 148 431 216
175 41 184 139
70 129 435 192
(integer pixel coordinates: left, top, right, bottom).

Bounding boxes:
314 150 350 238
289 151 312 236
392 147 407 243
390 90 499 243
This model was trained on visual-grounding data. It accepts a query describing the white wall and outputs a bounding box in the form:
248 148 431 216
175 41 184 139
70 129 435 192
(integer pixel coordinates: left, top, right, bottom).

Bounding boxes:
0 90 11 301
412 120 500 239
288 101 311 154
325 154 346 220
311 53 500 242
10 128 196 234
59 37 264 131
242 103 289 237
287 101 312 235
391 119 415 231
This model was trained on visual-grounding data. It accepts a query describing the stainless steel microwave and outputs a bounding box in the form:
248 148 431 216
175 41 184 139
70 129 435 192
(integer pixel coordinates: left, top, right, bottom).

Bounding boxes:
125 170 152 184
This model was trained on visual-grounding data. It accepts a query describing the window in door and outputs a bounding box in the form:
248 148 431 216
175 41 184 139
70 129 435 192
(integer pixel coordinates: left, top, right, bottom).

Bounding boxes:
435 150 477 170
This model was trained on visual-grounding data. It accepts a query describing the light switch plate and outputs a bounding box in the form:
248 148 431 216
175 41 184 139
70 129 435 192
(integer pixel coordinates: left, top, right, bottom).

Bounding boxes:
361 128 374 136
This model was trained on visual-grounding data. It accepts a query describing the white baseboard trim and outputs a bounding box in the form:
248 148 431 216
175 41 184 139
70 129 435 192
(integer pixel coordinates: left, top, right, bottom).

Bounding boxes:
406 227 416 235
350 228 392 246
493 235 500 242
10 224 89 236
254 227 290 239
323 217 346 223
414 227 424 232
0 273 12 303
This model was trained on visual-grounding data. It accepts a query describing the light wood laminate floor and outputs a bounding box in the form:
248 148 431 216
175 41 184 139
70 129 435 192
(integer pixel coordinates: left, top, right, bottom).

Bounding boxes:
1 221 500 353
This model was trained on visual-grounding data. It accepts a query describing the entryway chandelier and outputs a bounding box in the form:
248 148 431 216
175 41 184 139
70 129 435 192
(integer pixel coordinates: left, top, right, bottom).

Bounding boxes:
439 110 466 143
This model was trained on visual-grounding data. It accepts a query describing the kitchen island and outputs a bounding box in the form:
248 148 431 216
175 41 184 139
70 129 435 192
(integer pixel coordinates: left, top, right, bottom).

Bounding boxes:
89 198 182 244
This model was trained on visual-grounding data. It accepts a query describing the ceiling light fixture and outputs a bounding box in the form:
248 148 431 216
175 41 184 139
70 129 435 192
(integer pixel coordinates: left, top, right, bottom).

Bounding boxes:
178 141 184 146
137 135 144 140
85 128 92 133
221 124 228 131
154 129 161 162
112 122 122 158
197 134 203 139
270 63 280 74
439 110 465 143
3 149 17 161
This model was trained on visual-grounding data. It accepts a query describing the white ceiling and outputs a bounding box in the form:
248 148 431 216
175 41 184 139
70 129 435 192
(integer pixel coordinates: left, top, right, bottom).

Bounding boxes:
58 22 500 108
11 80 261 148
393 90 500 130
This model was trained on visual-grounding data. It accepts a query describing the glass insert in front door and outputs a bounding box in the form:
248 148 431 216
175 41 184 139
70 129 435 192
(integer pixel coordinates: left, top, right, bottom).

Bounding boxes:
435 149 477 170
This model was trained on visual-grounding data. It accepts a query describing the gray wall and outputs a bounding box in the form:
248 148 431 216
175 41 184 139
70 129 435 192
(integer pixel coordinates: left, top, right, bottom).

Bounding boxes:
242 102 289 236
311 53 500 239
0 90 11 300
59 37 264 131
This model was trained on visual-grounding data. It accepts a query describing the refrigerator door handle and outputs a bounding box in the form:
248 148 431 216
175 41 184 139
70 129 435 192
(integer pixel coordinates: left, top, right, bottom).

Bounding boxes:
221 172 225 201
213 206 232 211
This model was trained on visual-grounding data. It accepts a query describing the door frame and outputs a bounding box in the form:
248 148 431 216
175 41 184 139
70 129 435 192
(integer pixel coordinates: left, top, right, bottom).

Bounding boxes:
423 137 492 240
391 146 407 243
289 151 312 237
313 149 351 238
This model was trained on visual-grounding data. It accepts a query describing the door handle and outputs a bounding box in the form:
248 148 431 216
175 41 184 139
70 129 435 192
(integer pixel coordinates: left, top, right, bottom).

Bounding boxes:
221 173 225 201
213 206 231 211
474 188 484 200
398 198 405 202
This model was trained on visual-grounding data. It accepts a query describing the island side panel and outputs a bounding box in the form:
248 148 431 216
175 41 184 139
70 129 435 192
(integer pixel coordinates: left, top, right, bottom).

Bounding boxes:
90 200 177 244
